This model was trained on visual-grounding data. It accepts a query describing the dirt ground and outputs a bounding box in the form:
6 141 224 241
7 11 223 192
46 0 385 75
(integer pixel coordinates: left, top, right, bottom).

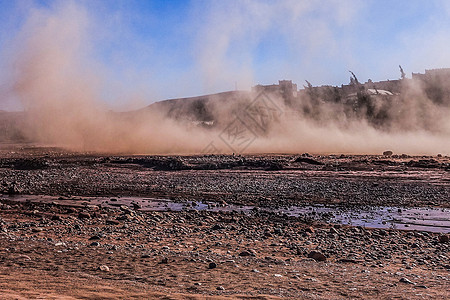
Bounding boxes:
0 145 449 299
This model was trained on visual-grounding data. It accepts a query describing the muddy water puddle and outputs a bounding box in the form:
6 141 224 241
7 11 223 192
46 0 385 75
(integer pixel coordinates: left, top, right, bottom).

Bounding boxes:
2 194 449 233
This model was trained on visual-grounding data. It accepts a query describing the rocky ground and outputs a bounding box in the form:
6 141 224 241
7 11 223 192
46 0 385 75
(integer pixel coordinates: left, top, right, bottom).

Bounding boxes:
0 145 449 299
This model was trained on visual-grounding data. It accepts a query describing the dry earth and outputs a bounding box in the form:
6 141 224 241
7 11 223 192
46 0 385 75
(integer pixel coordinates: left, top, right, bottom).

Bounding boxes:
0 145 449 299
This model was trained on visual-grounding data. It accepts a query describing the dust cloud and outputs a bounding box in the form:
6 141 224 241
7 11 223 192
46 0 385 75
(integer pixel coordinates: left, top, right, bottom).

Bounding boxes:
2 1 450 155
6 2 212 154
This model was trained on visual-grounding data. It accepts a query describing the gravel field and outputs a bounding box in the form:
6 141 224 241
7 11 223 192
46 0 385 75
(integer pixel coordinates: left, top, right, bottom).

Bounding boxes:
0 145 449 299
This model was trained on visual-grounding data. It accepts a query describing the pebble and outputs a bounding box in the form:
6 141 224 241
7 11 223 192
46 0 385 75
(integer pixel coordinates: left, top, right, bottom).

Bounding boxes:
106 219 120 225
399 277 415 284
305 227 314 234
329 227 339 234
438 235 449 243
98 265 110 272
208 262 217 269
78 212 90 219
160 257 168 264
211 224 223 230
239 250 251 257
308 251 327 262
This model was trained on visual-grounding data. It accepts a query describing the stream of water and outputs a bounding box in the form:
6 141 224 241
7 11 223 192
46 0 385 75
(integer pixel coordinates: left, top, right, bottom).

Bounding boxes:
2 195 449 233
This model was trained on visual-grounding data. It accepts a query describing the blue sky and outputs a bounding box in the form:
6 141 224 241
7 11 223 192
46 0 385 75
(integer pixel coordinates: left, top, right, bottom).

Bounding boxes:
1 0 450 109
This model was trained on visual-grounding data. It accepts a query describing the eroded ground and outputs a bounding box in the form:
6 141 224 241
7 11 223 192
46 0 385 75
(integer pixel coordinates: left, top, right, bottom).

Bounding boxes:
0 145 449 299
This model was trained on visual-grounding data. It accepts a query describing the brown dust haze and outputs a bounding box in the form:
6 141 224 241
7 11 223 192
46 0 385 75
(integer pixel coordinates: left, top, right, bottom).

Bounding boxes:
2 2 450 155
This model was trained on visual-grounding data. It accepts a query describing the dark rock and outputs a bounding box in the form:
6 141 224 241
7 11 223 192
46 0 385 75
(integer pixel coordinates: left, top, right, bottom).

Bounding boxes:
120 206 132 214
265 162 283 171
106 219 120 225
211 224 223 230
383 150 393 156
90 242 100 247
208 262 217 269
78 212 90 219
239 249 256 257
308 251 327 262
273 228 283 235
160 257 168 264
131 203 141 210
294 157 324 165
51 215 62 221
116 215 130 221
329 227 339 234
399 277 415 284
13 158 48 170
305 227 315 234
438 235 449 243
338 258 362 263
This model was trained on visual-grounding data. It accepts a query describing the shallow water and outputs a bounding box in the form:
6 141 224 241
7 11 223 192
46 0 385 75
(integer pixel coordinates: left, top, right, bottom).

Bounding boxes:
2 194 449 233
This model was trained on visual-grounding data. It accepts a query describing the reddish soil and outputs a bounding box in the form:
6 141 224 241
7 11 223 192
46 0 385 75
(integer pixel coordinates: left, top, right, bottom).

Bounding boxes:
0 145 449 299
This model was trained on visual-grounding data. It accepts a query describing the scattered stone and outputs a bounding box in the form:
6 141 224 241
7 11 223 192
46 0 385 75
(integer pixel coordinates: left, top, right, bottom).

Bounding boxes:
98 265 110 272
305 227 315 234
86 205 99 211
216 286 225 291
399 277 415 284
308 251 327 262
273 227 283 235
106 219 120 225
208 262 217 269
17 255 31 261
160 257 168 264
338 258 361 264
90 242 100 247
239 249 256 257
131 203 141 210
120 206 132 214
211 224 223 230
51 215 62 221
239 250 251 257
329 227 339 234
438 235 449 243
78 212 90 219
